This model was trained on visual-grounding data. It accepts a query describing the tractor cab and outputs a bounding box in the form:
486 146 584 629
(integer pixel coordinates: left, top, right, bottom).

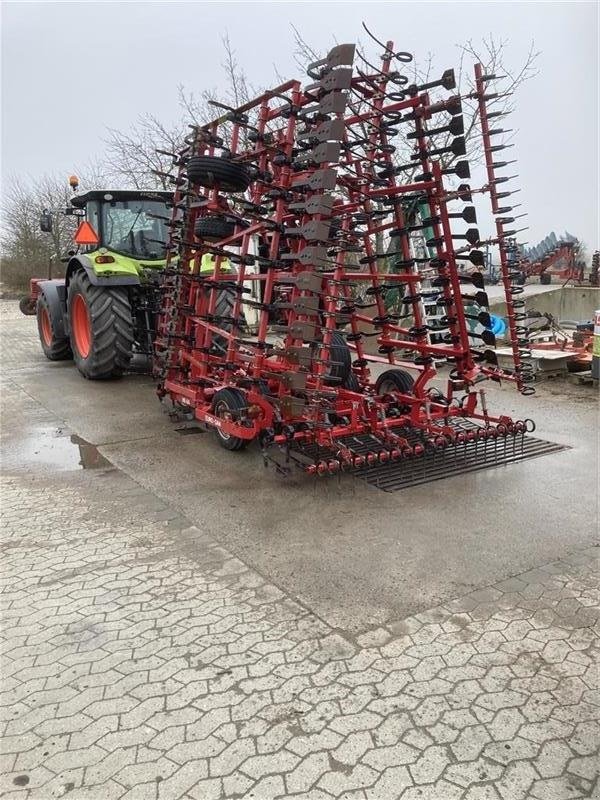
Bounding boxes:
25 182 175 381
69 190 172 262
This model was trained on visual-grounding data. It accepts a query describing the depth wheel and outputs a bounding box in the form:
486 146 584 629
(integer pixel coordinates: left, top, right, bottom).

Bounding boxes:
212 388 250 451
37 293 72 361
376 368 415 395
313 331 352 385
186 156 251 193
68 270 134 379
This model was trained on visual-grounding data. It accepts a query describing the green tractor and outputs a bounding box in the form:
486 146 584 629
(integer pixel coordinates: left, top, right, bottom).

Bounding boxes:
31 180 173 379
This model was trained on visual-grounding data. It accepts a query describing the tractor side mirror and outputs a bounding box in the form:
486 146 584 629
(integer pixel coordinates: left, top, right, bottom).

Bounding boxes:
39 210 53 233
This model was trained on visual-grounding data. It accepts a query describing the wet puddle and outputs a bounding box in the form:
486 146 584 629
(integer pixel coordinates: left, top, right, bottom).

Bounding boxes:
6 427 112 471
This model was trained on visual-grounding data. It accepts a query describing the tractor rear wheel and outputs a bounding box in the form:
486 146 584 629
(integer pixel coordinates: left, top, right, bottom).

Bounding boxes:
376 368 415 395
186 156 251 193
68 270 134 379
37 293 72 361
212 388 249 451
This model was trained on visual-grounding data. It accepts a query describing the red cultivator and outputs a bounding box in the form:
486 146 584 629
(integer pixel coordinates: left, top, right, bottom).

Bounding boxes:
153 36 551 480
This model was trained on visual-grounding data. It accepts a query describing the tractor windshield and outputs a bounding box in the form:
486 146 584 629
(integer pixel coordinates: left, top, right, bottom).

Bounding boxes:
101 199 169 260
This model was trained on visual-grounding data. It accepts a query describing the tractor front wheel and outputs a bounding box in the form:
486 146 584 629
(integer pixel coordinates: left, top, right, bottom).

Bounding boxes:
68 270 134 379
19 295 37 316
37 293 72 361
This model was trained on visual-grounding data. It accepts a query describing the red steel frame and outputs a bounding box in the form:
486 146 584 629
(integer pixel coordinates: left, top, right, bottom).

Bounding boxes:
153 43 533 474
474 63 535 394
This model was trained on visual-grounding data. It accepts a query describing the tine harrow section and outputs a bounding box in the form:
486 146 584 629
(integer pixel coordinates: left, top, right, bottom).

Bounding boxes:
292 421 567 490
152 38 552 480
473 63 536 395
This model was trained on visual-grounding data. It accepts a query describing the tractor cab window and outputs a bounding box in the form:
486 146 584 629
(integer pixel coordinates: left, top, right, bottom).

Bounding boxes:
85 201 100 252
101 200 168 260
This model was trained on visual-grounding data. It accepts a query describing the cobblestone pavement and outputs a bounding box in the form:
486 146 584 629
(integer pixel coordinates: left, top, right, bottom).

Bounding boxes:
1 304 599 799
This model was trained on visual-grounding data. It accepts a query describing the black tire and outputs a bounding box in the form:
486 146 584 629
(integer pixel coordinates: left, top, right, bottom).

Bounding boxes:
19 295 37 316
212 388 250 451
315 331 352 385
194 216 236 242
376 368 415 395
37 292 72 361
186 156 251 193
68 270 134 379
210 289 240 356
540 273 551 285
343 372 361 391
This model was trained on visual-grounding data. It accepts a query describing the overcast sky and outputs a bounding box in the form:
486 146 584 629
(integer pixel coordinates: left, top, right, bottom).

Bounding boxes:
2 1 598 251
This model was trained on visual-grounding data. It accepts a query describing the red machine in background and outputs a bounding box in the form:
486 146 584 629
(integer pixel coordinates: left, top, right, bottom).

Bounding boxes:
519 234 585 285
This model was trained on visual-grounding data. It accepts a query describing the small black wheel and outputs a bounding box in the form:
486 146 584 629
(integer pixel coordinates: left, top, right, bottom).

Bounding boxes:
316 331 352 385
19 295 37 316
210 289 241 356
343 372 361 392
186 156 251 192
376 368 415 395
540 273 552 285
37 292 72 361
212 388 250 451
194 216 235 242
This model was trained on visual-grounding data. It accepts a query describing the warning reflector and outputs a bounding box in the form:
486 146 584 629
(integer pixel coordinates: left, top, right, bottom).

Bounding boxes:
74 221 99 246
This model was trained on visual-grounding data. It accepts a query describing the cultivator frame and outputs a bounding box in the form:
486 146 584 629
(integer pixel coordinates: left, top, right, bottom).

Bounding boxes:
154 35 541 478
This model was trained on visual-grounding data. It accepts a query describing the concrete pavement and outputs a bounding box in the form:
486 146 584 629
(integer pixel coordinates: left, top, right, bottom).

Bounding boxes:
1 300 598 799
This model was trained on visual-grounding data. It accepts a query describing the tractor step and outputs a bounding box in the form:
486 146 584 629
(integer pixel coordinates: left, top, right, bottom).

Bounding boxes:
291 422 567 491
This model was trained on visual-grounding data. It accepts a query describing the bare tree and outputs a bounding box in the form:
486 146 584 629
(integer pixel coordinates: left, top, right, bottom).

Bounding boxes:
105 34 254 187
1 164 108 290
104 114 186 190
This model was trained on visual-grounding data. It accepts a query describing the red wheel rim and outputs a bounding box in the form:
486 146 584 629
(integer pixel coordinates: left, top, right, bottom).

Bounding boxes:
72 294 91 358
40 307 52 347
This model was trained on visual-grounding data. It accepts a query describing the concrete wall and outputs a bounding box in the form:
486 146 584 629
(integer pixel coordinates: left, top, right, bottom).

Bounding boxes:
489 286 600 323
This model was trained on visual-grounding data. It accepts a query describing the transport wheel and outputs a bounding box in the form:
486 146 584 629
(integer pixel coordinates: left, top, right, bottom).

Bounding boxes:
212 388 249 451
211 290 238 356
68 270 134 379
194 216 236 241
194 215 248 242
36 293 72 361
540 273 551 285
343 372 361 391
316 331 352 385
186 156 251 192
19 295 37 316
376 368 415 395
